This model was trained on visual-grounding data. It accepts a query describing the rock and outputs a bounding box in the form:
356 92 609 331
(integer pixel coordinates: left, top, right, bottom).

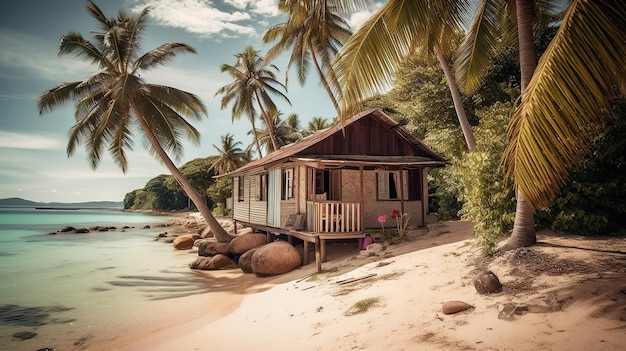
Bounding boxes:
198 241 232 257
172 234 196 250
189 257 211 270
189 255 234 270
366 243 384 254
142 225 151 229
251 241 301 277
442 301 473 314
200 226 213 238
207 254 234 270
74 228 90 234
238 247 260 273
474 270 502 294
12 331 37 341
230 233 268 255
60 226 75 232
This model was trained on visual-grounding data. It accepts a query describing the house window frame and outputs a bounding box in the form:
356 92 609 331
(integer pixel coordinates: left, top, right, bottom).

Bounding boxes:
237 176 245 202
282 168 294 200
256 173 267 201
376 170 409 201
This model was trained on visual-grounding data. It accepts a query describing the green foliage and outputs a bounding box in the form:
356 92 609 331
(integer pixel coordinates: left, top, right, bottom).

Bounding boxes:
450 102 517 254
536 104 626 236
207 177 233 213
166 157 218 208
137 175 188 211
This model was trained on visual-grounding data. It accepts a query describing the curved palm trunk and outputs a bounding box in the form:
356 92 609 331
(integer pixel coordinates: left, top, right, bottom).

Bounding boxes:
505 0 537 250
310 48 342 116
436 48 476 151
254 91 280 152
133 106 236 243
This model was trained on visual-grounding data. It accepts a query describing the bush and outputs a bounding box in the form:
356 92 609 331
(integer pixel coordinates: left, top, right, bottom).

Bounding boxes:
451 102 517 254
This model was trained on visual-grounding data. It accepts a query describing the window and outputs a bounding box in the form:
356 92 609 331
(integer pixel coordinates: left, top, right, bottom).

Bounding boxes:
282 168 294 200
237 176 244 202
377 170 422 201
256 174 267 201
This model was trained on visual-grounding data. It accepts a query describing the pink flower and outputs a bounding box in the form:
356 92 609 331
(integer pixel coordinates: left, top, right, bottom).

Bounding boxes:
377 215 387 223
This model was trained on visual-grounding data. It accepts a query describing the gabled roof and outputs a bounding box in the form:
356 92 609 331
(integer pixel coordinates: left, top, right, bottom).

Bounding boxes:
224 108 446 176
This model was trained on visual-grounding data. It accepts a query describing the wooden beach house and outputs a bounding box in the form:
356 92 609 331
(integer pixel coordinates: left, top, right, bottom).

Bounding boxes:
225 108 446 270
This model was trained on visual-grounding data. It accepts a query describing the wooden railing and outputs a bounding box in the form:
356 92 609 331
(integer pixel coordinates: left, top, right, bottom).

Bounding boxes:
306 201 362 233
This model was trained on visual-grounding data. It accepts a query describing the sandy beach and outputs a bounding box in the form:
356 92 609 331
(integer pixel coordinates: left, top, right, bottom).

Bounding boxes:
117 220 626 351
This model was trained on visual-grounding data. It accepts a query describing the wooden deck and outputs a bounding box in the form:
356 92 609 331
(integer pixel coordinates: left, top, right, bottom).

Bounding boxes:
234 221 365 272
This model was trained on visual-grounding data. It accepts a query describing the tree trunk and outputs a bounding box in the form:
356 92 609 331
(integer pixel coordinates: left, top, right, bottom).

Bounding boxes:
436 48 476 151
504 0 537 250
249 114 263 158
133 106 236 243
255 92 280 152
310 48 342 117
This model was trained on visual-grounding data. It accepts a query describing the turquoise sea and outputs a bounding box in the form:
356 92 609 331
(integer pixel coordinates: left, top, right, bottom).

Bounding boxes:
0 207 210 351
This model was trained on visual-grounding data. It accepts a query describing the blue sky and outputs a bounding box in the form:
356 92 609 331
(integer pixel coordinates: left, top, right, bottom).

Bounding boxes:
0 0 377 203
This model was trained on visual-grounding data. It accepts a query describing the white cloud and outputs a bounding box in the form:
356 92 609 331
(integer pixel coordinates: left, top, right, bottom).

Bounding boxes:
0 30 94 83
0 131 65 150
133 0 259 38
224 0 280 16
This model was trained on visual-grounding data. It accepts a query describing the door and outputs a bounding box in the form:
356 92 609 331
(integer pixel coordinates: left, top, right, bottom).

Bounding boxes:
267 169 281 227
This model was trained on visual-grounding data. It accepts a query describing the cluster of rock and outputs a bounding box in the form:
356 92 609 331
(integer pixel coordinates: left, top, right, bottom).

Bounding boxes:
47 225 143 235
166 217 302 277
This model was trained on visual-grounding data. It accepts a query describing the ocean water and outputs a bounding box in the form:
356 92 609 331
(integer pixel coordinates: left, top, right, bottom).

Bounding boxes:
0 207 208 351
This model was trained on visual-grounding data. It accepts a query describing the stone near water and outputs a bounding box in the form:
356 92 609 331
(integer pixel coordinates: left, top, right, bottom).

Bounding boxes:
197 241 231 257
12 331 37 341
172 234 196 250
60 226 75 232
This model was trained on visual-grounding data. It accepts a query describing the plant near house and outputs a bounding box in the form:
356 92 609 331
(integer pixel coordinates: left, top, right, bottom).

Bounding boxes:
377 215 387 240
392 210 410 240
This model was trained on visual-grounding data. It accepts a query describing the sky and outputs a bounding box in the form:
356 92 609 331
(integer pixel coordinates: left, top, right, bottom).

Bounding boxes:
0 0 379 203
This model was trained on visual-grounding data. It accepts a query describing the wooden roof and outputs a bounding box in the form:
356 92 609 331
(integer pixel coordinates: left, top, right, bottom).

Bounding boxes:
224 108 446 176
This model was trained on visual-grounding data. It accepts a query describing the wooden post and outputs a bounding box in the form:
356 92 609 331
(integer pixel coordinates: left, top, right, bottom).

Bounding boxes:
315 236 321 273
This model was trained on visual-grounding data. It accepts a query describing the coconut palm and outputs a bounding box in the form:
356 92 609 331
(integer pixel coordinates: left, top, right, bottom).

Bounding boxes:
306 116 331 134
211 133 248 175
216 46 291 155
263 0 353 116
332 0 476 150
37 1 235 242
253 110 303 154
455 0 625 249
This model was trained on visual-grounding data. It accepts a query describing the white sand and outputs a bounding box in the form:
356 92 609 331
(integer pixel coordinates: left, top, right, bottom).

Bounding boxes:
121 221 626 351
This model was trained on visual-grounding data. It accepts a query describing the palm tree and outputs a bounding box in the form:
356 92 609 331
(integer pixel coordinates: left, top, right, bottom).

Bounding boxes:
37 1 235 242
306 116 331 135
215 46 291 155
253 110 303 154
455 0 625 250
211 133 247 175
332 0 476 150
263 0 353 116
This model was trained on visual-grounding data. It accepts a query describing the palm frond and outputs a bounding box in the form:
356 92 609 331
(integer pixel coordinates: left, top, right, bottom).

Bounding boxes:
133 43 196 72
37 82 83 114
504 0 626 209
148 84 207 119
59 32 114 70
455 0 507 94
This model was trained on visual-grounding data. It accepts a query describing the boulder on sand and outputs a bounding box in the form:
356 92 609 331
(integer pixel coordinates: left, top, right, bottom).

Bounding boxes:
173 234 196 250
189 254 234 270
229 233 268 255
238 247 260 273
197 240 232 257
251 241 301 277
